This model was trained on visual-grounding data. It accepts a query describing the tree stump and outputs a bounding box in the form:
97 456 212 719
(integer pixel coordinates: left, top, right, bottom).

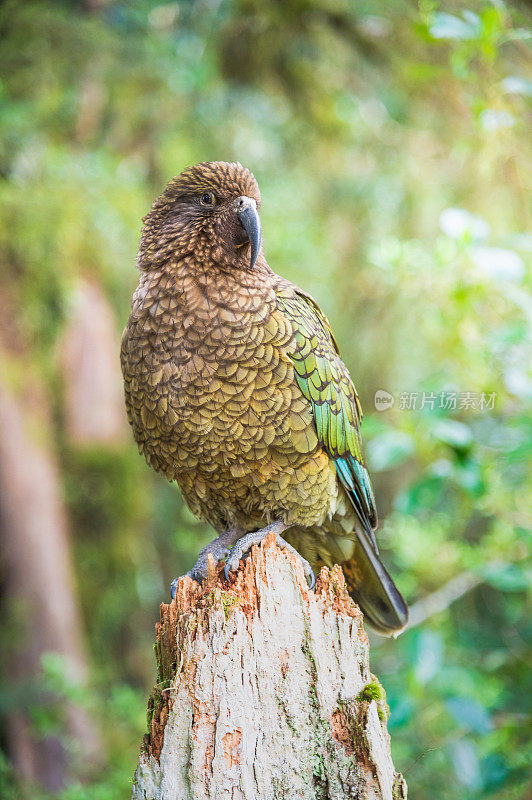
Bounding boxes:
132 533 407 800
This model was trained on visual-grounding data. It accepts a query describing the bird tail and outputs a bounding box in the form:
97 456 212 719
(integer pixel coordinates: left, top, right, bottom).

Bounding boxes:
341 525 409 637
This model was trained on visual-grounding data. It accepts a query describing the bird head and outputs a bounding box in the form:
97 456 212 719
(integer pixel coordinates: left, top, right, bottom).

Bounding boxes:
137 161 262 272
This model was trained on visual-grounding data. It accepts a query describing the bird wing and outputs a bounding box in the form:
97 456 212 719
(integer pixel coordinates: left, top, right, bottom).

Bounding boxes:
276 283 378 543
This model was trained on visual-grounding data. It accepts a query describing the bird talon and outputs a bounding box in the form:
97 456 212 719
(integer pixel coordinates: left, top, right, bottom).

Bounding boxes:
186 568 203 585
224 559 237 582
170 578 178 600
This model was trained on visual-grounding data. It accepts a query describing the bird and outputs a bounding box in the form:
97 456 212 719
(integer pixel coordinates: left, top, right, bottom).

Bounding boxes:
121 160 409 636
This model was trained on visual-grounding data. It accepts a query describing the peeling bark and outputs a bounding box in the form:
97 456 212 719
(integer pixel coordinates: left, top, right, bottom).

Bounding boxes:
132 534 407 800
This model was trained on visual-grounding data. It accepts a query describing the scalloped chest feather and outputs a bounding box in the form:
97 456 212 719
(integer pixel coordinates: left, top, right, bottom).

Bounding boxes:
120 259 331 530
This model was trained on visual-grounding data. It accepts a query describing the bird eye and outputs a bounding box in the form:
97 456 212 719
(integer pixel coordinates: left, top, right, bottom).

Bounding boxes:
200 192 215 207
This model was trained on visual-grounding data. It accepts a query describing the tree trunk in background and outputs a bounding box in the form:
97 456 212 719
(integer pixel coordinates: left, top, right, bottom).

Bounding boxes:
133 535 407 800
0 375 102 792
59 278 128 445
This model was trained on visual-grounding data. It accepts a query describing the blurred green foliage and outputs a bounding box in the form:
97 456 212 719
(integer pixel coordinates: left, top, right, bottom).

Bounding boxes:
0 0 530 798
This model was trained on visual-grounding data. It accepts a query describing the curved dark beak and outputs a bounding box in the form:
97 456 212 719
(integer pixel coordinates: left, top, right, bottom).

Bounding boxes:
235 196 261 269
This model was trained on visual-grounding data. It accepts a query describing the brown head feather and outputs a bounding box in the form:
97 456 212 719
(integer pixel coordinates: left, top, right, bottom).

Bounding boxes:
168 161 260 206
137 161 262 272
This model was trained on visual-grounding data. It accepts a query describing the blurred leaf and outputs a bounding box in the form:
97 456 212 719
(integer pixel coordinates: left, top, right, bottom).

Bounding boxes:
478 109 516 132
430 12 480 41
502 76 532 96
482 563 530 592
451 738 482 789
446 697 493 735
367 429 415 471
414 630 444 685
439 207 490 242
431 419 474 449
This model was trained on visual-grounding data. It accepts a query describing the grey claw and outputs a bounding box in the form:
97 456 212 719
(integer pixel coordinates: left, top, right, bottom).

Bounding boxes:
186 567 204 584
184 532 237 589
224 555 240 582
170 578 178 600
223 528 316 591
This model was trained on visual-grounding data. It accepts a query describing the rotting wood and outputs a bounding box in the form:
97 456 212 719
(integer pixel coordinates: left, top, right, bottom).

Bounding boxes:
132 532 407 800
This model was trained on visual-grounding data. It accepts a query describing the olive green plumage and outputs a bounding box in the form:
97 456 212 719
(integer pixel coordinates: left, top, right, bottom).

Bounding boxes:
121 160 408 635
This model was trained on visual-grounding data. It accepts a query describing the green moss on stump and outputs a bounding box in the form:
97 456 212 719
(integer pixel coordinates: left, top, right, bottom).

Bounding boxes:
146 684 167 727
219 590 239 621
356 681 382 703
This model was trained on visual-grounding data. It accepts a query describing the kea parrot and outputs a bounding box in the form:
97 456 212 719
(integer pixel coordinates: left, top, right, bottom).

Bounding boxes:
121 161 409 635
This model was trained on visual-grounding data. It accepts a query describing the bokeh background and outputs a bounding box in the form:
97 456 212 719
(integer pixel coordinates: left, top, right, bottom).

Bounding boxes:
0 0 531 798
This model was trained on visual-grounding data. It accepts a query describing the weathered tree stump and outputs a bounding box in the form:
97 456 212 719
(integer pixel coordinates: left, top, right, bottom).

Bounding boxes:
132 533 407 800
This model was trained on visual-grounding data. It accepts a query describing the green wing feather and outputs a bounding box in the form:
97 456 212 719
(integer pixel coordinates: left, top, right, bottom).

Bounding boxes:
277 283 409 635
277 285 377 539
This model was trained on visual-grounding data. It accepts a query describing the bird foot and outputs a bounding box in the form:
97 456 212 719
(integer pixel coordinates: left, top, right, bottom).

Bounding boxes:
171 528 241 599
224 521 316 590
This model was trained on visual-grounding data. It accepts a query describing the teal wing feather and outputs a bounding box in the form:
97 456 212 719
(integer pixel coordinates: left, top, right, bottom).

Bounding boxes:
277 282 409 636
276 285 377 540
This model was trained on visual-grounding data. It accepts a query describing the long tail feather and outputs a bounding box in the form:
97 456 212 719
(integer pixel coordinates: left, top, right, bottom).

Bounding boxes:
342 526 409 636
